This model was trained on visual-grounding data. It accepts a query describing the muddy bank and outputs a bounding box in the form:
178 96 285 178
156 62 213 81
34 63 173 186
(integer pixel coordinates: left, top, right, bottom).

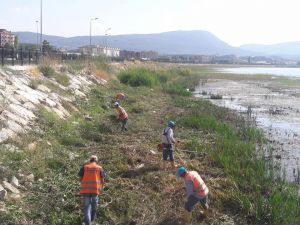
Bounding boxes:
195 78 300 184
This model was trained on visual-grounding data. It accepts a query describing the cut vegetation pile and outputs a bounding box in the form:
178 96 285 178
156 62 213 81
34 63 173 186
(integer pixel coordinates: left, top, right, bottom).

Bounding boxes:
0 61 299 225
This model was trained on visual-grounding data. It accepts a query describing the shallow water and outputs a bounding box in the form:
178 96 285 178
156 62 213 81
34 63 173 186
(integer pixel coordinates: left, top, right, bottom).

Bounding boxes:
195 79 300 183
220 67 300 78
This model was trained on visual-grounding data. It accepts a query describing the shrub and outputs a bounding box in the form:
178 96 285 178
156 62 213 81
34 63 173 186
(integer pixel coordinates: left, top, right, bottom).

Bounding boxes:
119 68 159 87
53 73 70 86
180 115 234 138
29 80 40 89
39 65 55 78
164 84 192 96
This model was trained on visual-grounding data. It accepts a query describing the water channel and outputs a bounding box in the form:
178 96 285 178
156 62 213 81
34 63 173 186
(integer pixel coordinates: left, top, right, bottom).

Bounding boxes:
195 67 300 186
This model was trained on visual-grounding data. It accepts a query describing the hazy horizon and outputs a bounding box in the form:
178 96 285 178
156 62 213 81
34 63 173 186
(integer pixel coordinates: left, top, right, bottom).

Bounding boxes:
2 0 300 47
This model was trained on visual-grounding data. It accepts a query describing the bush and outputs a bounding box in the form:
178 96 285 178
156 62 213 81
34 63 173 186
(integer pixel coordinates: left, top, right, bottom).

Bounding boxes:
39 65 55 78
119 68 159 87
180 115 234 138
164 84 192 96
29 80 40 89
53 73 70 86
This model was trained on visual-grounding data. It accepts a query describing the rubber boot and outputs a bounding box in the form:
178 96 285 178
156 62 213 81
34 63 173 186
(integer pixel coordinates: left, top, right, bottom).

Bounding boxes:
182 211 192 225
200 208 209 218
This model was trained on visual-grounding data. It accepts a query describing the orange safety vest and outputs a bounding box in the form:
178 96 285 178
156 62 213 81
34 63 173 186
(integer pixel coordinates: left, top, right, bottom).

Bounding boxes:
185 171 209 197
80 163 104 195
116 106 128 120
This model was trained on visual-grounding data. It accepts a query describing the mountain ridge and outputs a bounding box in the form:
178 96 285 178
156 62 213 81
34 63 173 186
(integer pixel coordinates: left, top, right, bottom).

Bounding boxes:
16 30 300 57
240 41 300 57
14 30 248 55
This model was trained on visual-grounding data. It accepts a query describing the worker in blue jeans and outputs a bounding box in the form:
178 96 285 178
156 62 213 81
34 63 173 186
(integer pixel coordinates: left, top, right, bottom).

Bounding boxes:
177 166 209 223
78 155 106 225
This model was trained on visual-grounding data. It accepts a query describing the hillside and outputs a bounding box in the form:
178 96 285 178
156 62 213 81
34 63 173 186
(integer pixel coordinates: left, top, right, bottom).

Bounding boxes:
240 41 300 58
0 61 299 225
15 30 248 55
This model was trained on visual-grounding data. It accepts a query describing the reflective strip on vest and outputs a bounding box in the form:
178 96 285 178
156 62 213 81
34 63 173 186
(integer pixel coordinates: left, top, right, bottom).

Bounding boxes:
80 181 103 185
80 187 102 191
80 163 103 195
185 171 209 197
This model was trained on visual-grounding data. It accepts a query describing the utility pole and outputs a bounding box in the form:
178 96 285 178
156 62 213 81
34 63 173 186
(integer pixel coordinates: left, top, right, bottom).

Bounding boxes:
36 21 39 49
105 27 111 56
89 17 99 55
40 0 43 52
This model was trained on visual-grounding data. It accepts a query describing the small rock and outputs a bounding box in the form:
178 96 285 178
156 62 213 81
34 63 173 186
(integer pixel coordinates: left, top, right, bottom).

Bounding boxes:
2 181 20 194
10 193 21 199
37 85 51 93
0 184 7 201
18 185 28 191
2 144 20 153
11 176 19 188
23 102 36 110
84 115 93 121
28 142 37 151
26 174 35 183
275 155 282 159
135 164 145 169
150 150 156 155
16 173 24 180
24 182 33 188
69 152 79 161
46 141 52 146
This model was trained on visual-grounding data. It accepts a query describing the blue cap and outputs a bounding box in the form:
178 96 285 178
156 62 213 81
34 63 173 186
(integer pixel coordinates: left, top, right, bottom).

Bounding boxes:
177 166 187 177
168 121 175 128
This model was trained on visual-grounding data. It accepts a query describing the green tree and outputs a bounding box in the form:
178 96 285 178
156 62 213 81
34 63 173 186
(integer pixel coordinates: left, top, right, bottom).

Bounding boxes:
14 35 19 49
42 40 54 54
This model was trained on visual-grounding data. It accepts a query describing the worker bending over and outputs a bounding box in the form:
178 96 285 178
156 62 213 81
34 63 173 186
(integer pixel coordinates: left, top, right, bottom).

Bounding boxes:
114 102 128 131
177 166 209 222
78 155 106 225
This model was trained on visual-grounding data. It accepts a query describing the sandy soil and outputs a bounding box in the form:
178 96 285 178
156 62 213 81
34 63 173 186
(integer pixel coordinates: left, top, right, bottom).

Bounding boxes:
195 78 300 184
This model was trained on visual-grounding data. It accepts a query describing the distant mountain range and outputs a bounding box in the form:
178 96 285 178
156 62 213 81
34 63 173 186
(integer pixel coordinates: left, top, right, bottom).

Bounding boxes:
240 42 300 58
14 30 300 57
14 30 247 55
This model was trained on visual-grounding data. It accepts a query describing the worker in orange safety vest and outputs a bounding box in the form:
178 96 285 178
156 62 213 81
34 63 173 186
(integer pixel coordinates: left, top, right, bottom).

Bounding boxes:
114 102 128 131
177 166 209 222
78 155 106 225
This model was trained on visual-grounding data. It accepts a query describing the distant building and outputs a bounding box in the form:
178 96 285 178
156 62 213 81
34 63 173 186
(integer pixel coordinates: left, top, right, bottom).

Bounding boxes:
120 50 158 60
0 29 15 47
213 55 237 64
78 45 120 57
119 50 139 59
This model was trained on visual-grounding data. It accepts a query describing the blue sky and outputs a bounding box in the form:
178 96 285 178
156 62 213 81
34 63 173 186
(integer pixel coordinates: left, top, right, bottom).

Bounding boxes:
1 0 300 46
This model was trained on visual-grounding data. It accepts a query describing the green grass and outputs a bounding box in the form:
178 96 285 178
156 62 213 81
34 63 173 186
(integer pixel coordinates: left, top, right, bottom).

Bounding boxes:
53 73 70 86
119 68 160 87
65 60 86 72
39 65 55 78
1 63 299 225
